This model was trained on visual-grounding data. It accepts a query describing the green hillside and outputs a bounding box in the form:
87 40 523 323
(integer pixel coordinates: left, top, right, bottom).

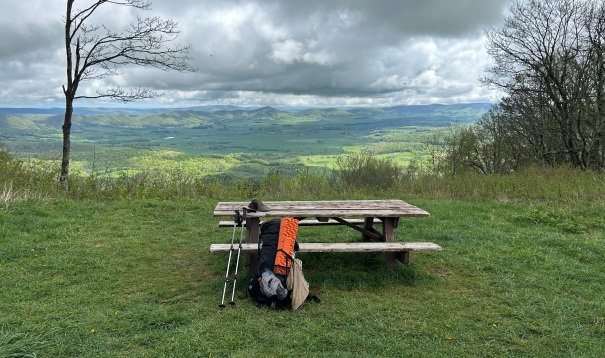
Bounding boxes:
0 114 40 130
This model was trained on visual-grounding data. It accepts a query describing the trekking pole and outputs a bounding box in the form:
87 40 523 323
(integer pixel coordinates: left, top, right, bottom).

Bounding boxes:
229 207 248 306
219 210 242 309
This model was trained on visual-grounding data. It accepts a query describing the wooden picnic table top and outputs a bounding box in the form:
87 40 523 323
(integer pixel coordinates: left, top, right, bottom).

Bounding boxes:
213 199 430 218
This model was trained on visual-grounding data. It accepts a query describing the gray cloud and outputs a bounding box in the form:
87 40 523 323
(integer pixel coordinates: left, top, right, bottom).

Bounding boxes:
0 0 510 107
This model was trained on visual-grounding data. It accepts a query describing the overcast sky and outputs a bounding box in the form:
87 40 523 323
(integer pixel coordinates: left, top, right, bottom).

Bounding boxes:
0 0 512 108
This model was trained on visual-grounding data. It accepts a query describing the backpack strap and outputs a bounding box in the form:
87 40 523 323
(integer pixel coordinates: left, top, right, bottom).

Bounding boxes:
257 237 262 275
307 294 321 303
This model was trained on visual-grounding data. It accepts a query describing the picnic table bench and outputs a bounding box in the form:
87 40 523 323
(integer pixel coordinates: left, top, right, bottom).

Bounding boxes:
211 200 441 272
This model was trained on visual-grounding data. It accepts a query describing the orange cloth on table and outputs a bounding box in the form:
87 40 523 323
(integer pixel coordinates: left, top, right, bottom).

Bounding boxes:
273 218 298 276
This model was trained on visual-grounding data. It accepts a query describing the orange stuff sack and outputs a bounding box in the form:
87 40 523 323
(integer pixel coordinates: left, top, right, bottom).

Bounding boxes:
273 218 298 275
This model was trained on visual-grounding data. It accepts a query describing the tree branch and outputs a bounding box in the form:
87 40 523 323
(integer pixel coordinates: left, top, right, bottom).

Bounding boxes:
75 86 161 102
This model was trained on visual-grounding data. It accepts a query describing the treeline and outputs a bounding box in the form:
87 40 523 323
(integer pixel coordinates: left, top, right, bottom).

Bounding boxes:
442 0 605 173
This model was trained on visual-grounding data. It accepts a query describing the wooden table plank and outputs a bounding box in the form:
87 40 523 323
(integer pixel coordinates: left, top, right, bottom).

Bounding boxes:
214 199 420 211
210 242 443 253
213 200 430 218
219 218 383 227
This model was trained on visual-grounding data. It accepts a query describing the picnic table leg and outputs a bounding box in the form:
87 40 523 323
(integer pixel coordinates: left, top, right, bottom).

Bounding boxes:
246 217 260 274
390 217 408 266
362 217 375 241
382 217 397 271
396 251 410 266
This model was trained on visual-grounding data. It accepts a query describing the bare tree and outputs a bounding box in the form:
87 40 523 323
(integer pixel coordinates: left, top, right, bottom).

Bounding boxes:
481 0 605 170
583 1 605 169
61 0 195 187
429 0 605 175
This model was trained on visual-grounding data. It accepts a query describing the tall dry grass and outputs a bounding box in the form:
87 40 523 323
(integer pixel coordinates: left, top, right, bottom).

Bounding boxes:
2 148 604 205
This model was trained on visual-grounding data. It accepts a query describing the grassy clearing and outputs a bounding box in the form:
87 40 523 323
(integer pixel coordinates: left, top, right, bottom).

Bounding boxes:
2 148 605 356
1 196 604 356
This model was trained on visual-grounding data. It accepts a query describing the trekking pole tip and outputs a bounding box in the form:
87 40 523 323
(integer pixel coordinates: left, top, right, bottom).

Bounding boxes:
229 301 236 306
219 304 226 310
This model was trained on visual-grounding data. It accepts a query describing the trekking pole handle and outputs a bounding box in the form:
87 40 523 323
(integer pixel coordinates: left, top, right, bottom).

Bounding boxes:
234 210 242 226
234 208 250 226
242 207 248 222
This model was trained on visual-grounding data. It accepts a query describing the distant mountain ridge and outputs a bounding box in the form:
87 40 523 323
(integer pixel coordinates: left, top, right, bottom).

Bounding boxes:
0 103 493 135
0 105 246 116
0 103 492 117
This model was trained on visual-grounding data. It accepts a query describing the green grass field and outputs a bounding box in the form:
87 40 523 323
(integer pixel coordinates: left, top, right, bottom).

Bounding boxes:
2 194 604 357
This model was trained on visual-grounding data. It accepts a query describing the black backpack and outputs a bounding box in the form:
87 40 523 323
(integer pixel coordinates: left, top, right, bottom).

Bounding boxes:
247 219 296 308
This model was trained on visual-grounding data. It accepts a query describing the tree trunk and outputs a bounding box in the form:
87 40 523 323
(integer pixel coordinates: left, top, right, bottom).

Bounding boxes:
61 0 74 190
60 98 73 190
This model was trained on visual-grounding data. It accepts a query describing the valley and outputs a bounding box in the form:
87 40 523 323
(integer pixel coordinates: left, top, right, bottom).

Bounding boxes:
0 103 492 179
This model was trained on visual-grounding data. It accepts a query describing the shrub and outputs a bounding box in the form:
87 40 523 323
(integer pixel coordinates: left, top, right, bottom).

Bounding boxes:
0 149 59 205
331 151 401 191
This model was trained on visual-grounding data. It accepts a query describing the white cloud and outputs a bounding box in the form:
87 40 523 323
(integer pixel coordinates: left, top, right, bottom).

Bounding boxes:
271 39 305 64
0 0 511 107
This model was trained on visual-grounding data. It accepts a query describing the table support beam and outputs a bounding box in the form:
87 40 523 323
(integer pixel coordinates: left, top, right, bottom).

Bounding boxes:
330 217 383 241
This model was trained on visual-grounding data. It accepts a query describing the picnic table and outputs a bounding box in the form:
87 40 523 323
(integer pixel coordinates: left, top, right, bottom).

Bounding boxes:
212 199 441 272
